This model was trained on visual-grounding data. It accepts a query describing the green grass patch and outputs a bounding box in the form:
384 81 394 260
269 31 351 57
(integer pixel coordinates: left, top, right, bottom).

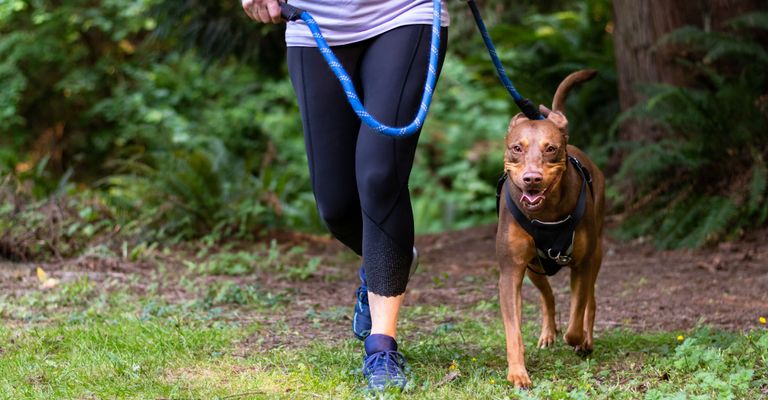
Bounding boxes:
0 312 237 399
1 288 765 399
240 319 768 399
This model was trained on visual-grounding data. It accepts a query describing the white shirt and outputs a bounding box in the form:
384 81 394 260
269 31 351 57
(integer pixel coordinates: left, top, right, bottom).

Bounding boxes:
285 0 450 47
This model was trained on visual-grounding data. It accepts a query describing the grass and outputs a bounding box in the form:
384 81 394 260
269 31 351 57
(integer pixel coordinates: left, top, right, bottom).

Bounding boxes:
1 272 766 400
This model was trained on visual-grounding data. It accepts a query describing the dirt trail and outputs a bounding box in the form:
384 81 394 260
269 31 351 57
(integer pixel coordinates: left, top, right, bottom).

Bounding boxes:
413 225 768 331
2 225 766 349
243 224 768 349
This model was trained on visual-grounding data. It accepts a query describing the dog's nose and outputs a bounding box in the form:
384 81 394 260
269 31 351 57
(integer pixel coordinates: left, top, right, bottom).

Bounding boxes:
522 172 543 185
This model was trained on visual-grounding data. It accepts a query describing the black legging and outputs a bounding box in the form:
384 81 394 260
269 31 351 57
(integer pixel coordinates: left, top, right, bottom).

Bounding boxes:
287 24 448 297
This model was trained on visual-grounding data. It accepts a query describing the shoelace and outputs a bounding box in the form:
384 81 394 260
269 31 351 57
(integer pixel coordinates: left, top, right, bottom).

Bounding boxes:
363 351 407 379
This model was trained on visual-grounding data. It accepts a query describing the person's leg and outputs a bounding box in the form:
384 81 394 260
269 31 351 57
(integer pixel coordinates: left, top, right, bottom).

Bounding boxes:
287 44 366 255
356 25 449 338
288 44 375 342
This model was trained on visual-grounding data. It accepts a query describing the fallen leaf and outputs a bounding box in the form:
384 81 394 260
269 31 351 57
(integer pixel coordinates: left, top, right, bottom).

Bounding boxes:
41 278 60 289
696 256 724 272
36 267 60 289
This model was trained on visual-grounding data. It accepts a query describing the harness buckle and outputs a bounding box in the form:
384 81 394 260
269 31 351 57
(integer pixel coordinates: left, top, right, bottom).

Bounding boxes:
547 249 572 266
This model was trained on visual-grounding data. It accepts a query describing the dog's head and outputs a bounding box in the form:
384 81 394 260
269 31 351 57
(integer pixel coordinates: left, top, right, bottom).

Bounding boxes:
502 69 597 212
504 111 569 212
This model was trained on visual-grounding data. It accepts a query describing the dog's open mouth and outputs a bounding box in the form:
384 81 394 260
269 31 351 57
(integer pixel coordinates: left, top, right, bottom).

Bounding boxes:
521 189 546 210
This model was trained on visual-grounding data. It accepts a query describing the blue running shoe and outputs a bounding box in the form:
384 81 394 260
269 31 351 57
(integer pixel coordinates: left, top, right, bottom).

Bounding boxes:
352 247 419 341
363 350 408 391
352 266 371 341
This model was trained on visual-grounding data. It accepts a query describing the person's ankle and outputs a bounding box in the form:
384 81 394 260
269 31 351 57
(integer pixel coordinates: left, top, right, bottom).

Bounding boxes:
364 334 397 356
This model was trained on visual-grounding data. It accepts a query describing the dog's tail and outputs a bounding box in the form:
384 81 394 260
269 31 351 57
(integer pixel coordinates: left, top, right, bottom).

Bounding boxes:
551 69 598 114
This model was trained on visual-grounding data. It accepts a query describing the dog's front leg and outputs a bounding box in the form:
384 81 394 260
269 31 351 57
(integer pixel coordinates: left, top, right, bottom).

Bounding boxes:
526 269 557 348
581 242 603 353
564 264 592 353
499 260 530 388
496 220 534 388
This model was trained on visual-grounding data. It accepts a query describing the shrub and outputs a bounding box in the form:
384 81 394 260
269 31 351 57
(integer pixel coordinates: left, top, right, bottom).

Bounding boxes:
613 12 768 248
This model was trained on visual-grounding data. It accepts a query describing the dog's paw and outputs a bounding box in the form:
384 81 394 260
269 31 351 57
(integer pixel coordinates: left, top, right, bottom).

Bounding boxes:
575 335 594 357
538 328 557 348
575 345 593 357
564 331 584 348
507 365 532 389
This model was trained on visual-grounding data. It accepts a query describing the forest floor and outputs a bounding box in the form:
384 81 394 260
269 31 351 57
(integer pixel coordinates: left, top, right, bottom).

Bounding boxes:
239 224 768 350
2 225 767 346
1 225 767 398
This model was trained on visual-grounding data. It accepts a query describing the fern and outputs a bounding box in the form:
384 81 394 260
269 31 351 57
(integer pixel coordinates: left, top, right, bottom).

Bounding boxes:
149 0 285 73
615 11 768 248
747 157 767 221
616 139 702 187
727 11 768 31
677 197 738 248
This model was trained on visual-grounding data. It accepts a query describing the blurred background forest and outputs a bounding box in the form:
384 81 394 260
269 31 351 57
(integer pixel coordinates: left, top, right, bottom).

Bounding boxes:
1 0 766 262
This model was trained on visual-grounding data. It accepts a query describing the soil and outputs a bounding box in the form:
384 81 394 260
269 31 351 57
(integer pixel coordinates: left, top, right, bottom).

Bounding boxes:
1 225 766 350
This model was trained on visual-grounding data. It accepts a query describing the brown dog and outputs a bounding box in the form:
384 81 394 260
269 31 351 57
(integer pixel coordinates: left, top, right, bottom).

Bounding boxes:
495 69 605 388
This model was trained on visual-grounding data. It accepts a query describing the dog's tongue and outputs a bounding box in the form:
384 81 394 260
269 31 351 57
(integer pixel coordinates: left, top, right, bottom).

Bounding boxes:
521 193 545 205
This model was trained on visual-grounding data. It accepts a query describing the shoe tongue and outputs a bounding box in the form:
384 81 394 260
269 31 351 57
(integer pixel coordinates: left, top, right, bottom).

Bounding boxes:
365 334 398 355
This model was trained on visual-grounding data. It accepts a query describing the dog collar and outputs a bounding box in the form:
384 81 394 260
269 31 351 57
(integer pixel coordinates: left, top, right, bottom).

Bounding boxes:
496 156 593 276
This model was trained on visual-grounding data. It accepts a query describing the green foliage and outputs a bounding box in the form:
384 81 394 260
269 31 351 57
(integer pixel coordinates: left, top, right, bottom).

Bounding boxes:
260 240 322 281
0 0 159 160
2 0 619 242
200 281 285 309
413 57 510 232
644 329 767 399
614 12 768 248
87 50 317 240
55 276 98 307
186 241 321 282
463 0 617 153
149 0 286 74
105 139 297 241
185 251 258 276
414 0 616 233
0 0 319 247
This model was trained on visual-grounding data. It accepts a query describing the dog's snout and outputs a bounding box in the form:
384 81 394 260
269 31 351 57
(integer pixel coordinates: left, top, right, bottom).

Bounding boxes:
522 172 543 185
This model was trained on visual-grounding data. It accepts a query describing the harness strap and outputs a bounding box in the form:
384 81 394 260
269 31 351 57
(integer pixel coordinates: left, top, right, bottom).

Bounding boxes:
498 156 592 276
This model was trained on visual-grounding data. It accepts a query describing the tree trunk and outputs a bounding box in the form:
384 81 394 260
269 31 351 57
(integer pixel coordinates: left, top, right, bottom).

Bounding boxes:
611 0 767 143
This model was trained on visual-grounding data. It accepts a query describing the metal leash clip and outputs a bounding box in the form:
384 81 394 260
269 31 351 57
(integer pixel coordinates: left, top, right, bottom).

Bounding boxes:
547 249 572 266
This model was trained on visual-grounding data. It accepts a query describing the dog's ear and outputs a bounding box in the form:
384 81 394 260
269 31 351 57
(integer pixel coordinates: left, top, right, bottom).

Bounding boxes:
508 113 527 131
547 111 568 131
547 111 569 142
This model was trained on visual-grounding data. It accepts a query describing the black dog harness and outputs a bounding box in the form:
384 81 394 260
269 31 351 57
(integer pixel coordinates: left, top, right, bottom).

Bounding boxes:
496 156 593 276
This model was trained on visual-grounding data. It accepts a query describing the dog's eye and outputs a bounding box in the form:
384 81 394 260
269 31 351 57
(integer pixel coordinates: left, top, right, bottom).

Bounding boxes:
545 145 557 153
511 145 523 153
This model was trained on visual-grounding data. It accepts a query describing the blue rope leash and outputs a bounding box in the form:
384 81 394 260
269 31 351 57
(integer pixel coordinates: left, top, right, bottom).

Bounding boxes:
279 0 541 135
466 0 543 120
280 1 442 138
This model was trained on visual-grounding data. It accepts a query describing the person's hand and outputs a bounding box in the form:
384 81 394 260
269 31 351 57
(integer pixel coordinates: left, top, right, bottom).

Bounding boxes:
242 0 282 24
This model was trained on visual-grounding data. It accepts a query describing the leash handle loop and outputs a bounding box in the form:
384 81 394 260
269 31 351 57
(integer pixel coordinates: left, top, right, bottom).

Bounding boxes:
466 0 543 121
279 2 304 22
279 1 442 138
